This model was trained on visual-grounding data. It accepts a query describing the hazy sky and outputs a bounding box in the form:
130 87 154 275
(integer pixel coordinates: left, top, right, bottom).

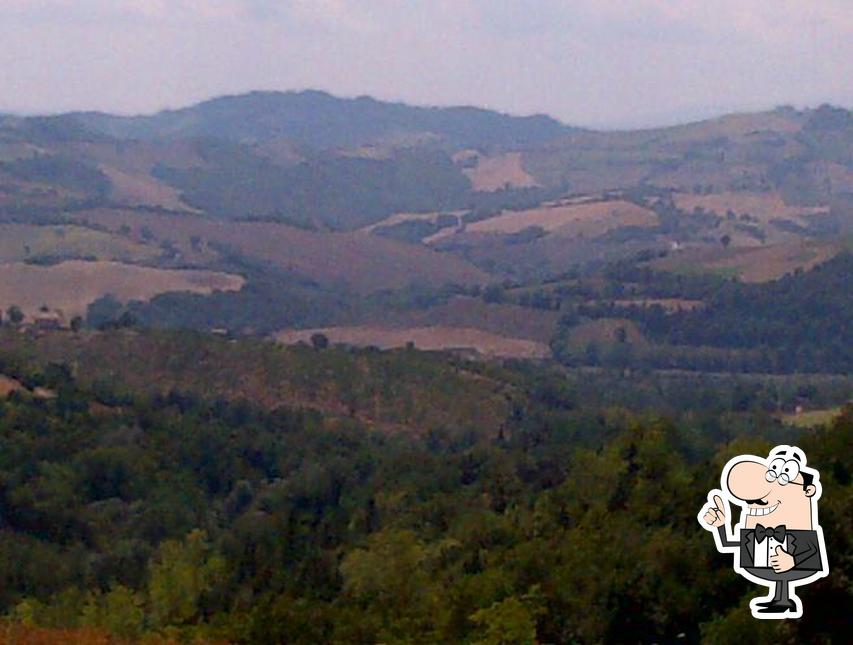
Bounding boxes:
2 0 851 128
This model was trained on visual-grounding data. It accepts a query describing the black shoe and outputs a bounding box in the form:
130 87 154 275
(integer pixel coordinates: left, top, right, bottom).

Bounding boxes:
755 599 781 608
757 601 795 614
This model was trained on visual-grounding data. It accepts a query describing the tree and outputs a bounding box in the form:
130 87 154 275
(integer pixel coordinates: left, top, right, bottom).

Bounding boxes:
470 594 544 645
147 530 226 629
483 285 505 304
80 586 144 640
116 311 137 329
339 529 441 639
86 295 123 329
311 333 329 350
6 305 24 326
585 342 600 365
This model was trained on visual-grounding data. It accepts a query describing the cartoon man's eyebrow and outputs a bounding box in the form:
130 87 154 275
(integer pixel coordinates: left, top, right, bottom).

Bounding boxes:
773 450 801 461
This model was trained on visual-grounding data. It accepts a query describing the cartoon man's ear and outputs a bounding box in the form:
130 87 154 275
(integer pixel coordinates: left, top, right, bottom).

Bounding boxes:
804 484 817 497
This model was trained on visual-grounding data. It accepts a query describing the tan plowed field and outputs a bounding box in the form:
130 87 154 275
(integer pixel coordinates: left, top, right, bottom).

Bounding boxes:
0 260 245 320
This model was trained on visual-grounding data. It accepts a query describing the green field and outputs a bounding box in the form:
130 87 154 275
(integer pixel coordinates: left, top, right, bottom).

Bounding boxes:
781 406 845 428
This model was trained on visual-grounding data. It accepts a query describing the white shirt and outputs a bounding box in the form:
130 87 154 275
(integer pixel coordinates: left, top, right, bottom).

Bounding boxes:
753 533 787 568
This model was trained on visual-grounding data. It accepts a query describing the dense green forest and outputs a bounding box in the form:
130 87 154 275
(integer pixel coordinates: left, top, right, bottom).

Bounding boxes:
0 336 850 643
0 154 111 200
547 252 853 374
626 253 851 372
152 146 473 230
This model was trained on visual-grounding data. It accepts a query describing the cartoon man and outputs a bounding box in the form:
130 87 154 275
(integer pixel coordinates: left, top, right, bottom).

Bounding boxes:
698 445 828 618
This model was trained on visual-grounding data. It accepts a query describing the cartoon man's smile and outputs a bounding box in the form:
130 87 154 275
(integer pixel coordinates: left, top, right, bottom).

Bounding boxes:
699 445 828 619
746 501 779 517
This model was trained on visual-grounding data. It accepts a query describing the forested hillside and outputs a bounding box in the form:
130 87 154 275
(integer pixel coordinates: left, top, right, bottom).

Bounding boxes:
1 93 851 367
73 90 571 149
550 251 853 373
0 339 850 643
1 91 851 643
151 145 474 229
2 0 851 639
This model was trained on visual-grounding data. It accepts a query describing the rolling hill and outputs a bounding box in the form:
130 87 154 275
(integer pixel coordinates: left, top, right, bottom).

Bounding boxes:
0 92 850 367
71 89 572 149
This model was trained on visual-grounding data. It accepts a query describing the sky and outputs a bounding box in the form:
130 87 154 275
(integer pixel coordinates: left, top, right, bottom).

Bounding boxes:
1 0 851 129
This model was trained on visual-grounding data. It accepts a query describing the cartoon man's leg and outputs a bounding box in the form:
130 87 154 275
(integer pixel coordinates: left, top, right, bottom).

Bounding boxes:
753 571 812 614
757 579 790 607
775 579 790 605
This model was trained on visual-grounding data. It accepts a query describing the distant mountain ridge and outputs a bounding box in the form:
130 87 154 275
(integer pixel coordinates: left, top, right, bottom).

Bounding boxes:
1 91 850 240
0 90 851 365
69 90 573 150
3 91 850 154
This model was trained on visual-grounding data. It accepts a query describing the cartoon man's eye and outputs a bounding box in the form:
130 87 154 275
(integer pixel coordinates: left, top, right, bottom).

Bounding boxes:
769 457 785 472
784 459 800 482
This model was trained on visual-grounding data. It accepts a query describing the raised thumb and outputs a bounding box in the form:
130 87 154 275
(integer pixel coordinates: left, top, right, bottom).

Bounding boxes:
775 546 785 555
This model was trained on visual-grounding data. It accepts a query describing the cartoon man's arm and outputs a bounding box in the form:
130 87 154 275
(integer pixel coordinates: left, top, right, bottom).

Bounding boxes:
716 525 738 548
700 494 738 547
791 540 817 566
769 532 821 573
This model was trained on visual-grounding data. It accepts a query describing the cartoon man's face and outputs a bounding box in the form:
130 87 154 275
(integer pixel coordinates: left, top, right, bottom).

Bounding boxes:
726 448 818 530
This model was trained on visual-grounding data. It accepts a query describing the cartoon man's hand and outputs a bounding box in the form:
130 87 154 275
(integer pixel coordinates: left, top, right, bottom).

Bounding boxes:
701 494 727 528
770 546 795 573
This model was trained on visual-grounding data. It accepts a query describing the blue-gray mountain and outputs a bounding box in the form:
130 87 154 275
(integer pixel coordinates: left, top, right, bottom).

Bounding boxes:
69 89 573 149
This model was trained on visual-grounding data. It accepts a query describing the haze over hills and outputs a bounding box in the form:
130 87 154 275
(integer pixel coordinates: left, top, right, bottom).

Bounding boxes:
4 1 853 640
0 96 851 644
2 93 850 225
0 90 851 369
53 90 574 150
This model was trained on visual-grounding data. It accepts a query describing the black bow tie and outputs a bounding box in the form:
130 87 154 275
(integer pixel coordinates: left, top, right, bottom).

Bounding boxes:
754 524 786 543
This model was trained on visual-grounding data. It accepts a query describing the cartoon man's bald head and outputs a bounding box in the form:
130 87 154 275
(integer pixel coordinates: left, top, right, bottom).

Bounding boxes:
725 446 819 530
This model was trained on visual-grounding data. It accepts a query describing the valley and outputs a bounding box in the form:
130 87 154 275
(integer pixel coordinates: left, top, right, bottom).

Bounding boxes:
2 0 851 640
1 93 850 373
0 91 850 644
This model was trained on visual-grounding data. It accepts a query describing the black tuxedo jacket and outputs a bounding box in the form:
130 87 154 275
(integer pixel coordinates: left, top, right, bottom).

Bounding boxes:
717 526 822 571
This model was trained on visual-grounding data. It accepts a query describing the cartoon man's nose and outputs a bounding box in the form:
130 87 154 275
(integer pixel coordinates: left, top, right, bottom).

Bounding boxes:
727 461 770 501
